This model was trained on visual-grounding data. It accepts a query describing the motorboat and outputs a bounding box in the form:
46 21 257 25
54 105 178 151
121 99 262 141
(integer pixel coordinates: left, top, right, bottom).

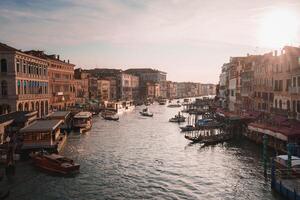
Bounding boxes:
31 152 80 175
158 99 167 105
140 108 153 117
169 112 186 123
167 103 181 108
180 125 195 132
101 111 119 121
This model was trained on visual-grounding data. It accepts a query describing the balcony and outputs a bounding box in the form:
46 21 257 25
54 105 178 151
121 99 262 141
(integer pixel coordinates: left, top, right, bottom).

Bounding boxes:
17 93 51 100
289 86 300 94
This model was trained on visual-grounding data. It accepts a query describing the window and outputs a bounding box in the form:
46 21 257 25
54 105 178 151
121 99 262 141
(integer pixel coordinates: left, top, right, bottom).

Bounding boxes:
293 77 297 87
23 81 27 94
298 77 300 87
17 80 21 94
1 80 8 96
287 100 290 111
279 100 282 109
0 59 7 72
23 62 26 73
279 80 283 91
286 79 291 91
16 61 20 73
297 101 300 113
275 99 278 108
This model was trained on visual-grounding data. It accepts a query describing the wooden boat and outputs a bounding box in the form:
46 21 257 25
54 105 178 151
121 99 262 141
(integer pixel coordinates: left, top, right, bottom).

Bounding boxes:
169 113 186 123
31 152 80 175
140 108 153 117
73 112 92 132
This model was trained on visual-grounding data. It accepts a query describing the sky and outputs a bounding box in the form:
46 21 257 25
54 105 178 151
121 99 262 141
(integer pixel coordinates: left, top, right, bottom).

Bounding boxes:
0 0 300 83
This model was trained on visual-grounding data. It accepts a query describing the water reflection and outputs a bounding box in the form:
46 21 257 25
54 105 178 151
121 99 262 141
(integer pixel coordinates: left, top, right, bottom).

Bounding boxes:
3 103 282 200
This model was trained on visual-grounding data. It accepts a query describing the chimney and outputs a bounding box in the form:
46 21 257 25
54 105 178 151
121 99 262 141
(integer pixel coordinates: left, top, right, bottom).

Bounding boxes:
274 50 277 57
57 55 60 60
68 59 70 64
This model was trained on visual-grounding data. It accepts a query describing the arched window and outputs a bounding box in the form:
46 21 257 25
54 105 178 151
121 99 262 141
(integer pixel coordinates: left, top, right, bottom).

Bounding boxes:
31 102 35 111
275 99 278 108
1 80 8 96
279 100 282 109
24 102 29 111
287 100 290 111
18 103 23 111
45 101 48 115
1 59 7 73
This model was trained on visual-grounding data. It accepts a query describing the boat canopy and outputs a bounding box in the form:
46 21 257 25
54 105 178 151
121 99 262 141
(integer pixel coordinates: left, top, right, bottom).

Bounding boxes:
74 112 92 119
276 155 300 167
20 119 63 133
47 111 71 120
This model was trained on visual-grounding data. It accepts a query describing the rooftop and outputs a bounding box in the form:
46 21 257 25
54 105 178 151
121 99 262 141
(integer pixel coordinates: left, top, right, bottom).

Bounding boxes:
125 68 167 75
47 111 71 120
0 111 37 124
20 119 63 133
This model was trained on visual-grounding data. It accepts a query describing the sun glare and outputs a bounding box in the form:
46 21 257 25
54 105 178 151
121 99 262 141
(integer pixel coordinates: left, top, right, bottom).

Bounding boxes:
259 9 299 48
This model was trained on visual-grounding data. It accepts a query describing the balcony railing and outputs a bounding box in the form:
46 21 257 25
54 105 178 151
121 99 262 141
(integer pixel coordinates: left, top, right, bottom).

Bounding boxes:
289 86 300 94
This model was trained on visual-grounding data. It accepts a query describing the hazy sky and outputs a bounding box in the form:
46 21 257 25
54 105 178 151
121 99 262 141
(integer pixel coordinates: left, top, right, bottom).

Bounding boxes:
1 0 300 83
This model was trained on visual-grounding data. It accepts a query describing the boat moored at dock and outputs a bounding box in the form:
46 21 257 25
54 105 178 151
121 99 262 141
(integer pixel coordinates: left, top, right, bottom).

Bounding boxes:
73 112 92 133
31 152 80 175
19 119 66 155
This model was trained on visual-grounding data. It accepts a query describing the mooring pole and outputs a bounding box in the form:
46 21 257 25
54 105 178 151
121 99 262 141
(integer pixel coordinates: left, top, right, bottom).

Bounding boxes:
287 143 292 177
263 134 268 177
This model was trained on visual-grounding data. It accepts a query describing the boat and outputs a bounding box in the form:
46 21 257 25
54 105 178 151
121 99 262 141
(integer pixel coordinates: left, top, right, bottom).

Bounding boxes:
101 110 119 121
169 112 186 123
167 103 181 108
73 112 92 132
183 98 190 103
19 119 66 154
274 155 300 176
105 101 135 114
140 108 153 117
196 119 223 128
158 99 167 105
180 125 195 132
202 133 233 145
31 152 80 175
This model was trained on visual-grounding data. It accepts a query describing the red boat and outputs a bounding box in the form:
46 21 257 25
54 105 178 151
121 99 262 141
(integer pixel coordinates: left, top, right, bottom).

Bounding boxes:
31 153 80 175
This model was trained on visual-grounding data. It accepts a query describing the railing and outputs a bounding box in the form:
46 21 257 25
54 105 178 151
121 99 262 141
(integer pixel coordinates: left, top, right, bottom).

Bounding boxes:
17 93 51 100
289 86 300 94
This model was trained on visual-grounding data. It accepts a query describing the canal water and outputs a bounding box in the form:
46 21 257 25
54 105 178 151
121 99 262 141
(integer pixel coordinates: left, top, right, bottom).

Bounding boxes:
3 103 282 200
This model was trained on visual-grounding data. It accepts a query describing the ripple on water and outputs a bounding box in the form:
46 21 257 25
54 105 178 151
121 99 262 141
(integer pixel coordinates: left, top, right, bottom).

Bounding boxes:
3 104 281 200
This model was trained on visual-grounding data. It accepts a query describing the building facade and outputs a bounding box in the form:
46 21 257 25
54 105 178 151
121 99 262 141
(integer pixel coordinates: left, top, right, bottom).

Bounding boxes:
0 43 50 117
26 51 75 111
